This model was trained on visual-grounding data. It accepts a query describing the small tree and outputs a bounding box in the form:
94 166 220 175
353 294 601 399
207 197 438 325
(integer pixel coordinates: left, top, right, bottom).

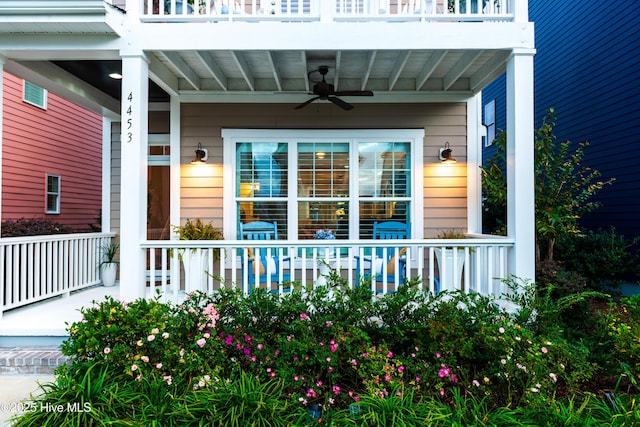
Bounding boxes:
481 108 615 261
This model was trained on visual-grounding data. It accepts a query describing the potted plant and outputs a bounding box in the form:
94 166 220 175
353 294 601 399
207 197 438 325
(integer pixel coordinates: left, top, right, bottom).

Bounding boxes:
172 218 223 293
434 229 467 292
164 0 207 15
99 241 119 287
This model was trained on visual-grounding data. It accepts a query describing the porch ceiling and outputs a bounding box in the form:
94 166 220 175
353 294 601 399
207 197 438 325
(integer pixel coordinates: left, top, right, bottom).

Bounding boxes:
45 46 509 107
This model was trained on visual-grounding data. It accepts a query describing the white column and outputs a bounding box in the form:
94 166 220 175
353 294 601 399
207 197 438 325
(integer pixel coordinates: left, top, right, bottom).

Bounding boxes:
506 50 535 283
466 94 483 234
101 117 112 233
169 96 181 288
119 51 149 301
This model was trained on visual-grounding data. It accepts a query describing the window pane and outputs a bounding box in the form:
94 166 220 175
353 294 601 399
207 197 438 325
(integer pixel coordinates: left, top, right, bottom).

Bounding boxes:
359 142 410 197
298 143 349 198
47 176 59 193
46 195 57 212
359 201 409 238
298 201 348 240
238 201 288 239
236 142 288 198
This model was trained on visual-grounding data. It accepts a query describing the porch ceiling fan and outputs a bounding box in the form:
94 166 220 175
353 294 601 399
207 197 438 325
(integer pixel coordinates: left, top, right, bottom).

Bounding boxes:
294 65 373 111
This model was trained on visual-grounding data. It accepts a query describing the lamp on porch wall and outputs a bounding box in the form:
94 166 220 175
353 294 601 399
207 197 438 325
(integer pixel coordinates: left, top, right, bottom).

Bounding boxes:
438 142 457 163
191 143 208 164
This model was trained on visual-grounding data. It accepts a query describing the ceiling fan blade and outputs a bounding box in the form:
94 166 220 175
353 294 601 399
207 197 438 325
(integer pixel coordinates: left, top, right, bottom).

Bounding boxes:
334 90 374 97
294 96 320 110
328 96 354 111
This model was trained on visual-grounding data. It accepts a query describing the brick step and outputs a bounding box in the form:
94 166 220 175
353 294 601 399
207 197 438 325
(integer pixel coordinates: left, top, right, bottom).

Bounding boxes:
0 347 69 375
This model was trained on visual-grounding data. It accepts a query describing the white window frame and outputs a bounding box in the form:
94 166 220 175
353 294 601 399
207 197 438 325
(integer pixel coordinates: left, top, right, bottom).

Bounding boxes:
483 99 496 147
222 129 424 240
23 80 48 110
45 174 61 214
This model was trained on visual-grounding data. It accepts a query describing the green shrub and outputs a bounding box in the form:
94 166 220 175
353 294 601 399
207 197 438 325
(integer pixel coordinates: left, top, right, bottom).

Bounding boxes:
20 278 636 425
555 228 640 291
1 217 72 237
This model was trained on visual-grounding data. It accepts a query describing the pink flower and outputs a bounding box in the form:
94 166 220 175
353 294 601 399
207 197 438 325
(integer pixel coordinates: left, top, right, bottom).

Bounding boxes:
332 385 341 395
436 352 441 358
257 343 263 350
141 356 149 363
163 375 172 385
196 338 206 348
147 335 155 342
472 380 480 387
541 347 548 354
156 363 163 369
151 328 160 334
440 389 445 396
386 351 394 358
162 332 170 339
300 313 309 321
499 327 505 334
103 347 111 354
501 359 507 365
294 375 299 381
549 373 557 382
131 364 138 372
398 366 405 373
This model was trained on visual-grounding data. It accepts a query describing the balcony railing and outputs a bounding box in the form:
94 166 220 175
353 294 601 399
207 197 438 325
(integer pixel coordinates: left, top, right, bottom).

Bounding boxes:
140 0 513 22
0 233 115 318
142 236 513 302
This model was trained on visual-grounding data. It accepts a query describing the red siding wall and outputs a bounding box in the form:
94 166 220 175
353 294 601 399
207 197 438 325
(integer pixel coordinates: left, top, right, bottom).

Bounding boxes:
2 71 103 230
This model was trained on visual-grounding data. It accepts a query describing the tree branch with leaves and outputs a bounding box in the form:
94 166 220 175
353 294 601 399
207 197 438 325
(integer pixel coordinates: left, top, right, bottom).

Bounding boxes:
481 108 615 261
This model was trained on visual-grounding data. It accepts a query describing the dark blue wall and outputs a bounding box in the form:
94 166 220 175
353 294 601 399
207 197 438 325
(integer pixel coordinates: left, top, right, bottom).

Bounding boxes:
482 1 640 238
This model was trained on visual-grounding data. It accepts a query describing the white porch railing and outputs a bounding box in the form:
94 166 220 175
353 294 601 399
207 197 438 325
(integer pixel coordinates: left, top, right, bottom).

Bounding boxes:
0 233 115 318
140 0 513 22
142 236 513 302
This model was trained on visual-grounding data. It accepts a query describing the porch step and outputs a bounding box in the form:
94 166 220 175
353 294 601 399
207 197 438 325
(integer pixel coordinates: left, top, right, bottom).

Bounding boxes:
0 347 69 375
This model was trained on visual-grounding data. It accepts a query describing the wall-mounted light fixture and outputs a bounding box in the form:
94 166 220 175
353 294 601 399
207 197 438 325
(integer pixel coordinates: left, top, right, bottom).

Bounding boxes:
438 142 457 163
108 72 122 80
191 142 208 164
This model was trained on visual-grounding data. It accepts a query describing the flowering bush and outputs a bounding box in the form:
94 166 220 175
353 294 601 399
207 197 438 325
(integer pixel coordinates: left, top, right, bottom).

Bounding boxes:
30 279 631 425
315 229 336 240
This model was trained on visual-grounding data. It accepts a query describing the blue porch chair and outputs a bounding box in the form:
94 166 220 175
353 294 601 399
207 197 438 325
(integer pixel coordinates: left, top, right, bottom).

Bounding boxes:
356 221 410 291
240 221 290 291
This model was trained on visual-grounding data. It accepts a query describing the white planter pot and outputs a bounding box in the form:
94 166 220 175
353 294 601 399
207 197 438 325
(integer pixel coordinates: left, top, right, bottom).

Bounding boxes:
435 248 465 292
182 249 209 293
101 263 118 287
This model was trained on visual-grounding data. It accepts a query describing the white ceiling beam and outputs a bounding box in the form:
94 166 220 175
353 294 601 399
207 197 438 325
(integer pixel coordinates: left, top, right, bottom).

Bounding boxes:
333 51 342 90
193 51 228 91
443 50 483 91
469 50 509 92
416 50 447 90
162 51 201 90
388 51 411 91
148 53 180 96
300 51 310 92
230 51 255 91
266 51 282 91
361 50 377 91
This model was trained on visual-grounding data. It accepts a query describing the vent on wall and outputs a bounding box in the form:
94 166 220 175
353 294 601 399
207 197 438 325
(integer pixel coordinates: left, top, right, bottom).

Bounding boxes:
23 80 48 110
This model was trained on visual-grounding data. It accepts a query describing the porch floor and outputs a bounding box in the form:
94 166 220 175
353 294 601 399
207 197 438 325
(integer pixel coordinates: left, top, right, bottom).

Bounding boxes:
0 284 120 346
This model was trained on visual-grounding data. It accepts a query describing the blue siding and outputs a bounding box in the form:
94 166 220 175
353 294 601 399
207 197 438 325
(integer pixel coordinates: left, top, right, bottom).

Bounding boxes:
482 0 640 238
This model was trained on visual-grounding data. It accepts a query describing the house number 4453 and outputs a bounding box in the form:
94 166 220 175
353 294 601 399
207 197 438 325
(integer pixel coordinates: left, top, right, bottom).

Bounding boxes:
125 91 134 143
